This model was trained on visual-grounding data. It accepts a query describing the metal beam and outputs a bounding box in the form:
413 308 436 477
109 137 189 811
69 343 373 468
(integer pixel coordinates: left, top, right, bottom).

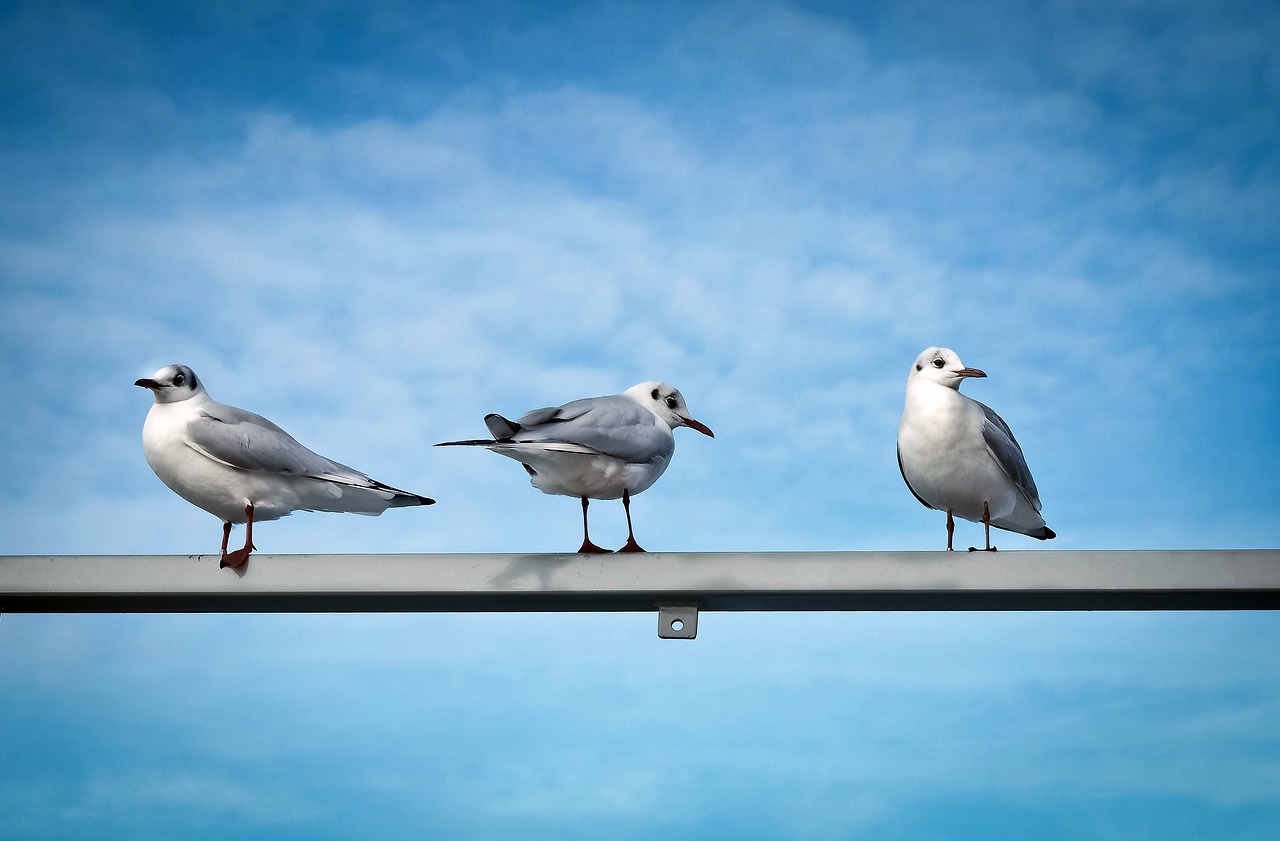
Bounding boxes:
3 551 1278 615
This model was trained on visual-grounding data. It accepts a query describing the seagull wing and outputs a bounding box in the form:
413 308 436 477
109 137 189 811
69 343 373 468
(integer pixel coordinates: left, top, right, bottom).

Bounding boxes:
184 402 378 487
512 395 670 463
976 400 1042 512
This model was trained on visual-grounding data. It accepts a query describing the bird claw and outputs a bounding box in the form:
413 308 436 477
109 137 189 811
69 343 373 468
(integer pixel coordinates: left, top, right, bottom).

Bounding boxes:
967 545 998 553
576 540 612 555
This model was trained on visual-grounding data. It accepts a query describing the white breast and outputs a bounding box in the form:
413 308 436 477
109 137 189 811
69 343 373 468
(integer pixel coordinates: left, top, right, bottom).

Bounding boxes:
898 385 1017 523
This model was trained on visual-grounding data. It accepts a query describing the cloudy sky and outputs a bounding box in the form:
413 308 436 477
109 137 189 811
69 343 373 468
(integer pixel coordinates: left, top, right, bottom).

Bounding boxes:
1 0 1278 837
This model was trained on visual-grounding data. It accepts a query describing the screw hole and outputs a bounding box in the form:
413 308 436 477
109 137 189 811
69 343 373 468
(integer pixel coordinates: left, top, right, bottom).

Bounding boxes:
670 619 684 632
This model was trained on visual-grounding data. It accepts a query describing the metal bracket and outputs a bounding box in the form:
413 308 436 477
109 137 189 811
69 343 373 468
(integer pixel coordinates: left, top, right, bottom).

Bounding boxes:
657 603 698 639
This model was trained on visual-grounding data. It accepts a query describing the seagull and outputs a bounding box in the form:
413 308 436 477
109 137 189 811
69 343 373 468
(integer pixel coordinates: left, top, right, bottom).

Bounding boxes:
135 364 434 569
897 347 1055 551
437 382 714 553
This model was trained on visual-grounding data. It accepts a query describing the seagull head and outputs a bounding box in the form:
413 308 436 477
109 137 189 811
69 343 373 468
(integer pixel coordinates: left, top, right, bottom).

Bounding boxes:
624 382 715 437
909 347 987 391
134 364 207 404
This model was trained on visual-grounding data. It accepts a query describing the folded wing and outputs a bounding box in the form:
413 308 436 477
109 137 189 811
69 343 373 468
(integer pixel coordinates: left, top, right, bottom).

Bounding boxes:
503 395 670 464
977 400 1042 512
185 403 422 497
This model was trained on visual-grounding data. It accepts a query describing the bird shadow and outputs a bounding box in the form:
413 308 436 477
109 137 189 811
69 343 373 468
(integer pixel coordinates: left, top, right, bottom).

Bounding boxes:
489 552 601 592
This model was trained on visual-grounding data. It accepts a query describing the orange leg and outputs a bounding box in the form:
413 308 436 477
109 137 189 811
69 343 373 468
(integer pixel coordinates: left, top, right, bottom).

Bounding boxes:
967 501 998 552
220 503 257 569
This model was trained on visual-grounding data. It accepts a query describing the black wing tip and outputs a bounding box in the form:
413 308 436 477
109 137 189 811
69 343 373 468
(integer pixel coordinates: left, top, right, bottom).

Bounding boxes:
483 413 520 441
435 439 496 447
1037 526 1056 540
363 476 435 507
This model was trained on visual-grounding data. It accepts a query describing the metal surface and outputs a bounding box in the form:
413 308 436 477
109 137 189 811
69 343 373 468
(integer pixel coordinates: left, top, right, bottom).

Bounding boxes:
2 551 1278 615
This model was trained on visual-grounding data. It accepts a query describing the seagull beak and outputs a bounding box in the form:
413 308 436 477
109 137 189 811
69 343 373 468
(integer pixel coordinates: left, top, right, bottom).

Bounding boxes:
955 367 987 379
681 416 715 438
134 378 162 389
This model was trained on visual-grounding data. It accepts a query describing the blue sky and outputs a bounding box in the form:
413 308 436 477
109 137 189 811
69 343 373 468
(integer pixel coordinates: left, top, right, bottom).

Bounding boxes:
1 0 1278 837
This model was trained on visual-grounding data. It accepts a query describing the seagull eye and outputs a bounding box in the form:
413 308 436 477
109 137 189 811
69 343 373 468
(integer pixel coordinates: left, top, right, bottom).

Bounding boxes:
173 372 186 386
665 396 678 409
931 358 945 369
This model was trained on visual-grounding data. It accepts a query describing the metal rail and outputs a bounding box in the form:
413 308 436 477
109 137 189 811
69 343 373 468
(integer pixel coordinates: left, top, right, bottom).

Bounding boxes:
3 550 1278 637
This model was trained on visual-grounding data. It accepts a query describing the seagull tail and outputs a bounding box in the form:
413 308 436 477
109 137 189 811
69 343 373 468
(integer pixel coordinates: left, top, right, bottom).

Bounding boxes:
992 519 1056 540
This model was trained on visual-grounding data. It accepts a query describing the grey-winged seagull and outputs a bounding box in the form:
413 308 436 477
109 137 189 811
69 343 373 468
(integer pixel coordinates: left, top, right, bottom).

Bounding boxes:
135 364 434 569
437 382 713 553
897 347 1055 551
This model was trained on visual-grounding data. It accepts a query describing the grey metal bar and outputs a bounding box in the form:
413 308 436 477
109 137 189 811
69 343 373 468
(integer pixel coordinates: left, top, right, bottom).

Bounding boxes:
2 550 1278 613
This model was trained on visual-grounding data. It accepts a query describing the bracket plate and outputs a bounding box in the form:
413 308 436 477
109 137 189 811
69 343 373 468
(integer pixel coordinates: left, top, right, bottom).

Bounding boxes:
657 603 698 639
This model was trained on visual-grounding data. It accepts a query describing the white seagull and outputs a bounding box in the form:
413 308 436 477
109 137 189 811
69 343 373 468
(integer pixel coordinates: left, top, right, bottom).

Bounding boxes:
437 382 714 553
897 347 1055 551
135 364 434 569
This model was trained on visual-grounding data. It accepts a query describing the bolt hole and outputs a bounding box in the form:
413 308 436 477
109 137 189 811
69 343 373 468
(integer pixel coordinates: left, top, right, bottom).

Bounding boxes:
670 619 684 632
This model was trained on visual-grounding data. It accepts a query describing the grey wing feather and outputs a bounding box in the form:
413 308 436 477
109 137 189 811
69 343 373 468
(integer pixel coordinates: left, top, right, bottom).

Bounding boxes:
513 405 568 427
976 400 1042 511
512 396 667 463
186 403 369 482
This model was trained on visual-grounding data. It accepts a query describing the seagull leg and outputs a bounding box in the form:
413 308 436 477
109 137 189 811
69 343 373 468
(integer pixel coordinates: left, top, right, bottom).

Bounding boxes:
984 501 997 551
220 503 257 569
945 510 955 551
968 501 998 552
577 497 610 554
617 489 646 553
219 521 232 557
